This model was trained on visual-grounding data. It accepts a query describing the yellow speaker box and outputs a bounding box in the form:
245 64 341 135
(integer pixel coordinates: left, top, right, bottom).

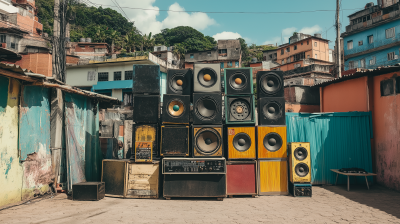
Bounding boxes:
257 126 287 159
227 127 256 160
258 159 288 195
288 142 311 183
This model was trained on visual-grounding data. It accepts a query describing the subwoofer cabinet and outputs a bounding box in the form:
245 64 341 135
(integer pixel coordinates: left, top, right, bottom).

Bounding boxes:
132 64 160 94
256 70 284 98
225 95 256 125
193 63 221 93
133 95 160 124
224 68 253 95
257 126 287 159
257 97 286 126
227 126 256 160
193 93 222 125
162 158 226 200
72 182 105 201
167 69 193 95
288 142 311 183
160 125 190 157
258 159 288 196
226 161 257 197
289 182 312 197
192 125 223 157
162 94 190 124
132 124 159 159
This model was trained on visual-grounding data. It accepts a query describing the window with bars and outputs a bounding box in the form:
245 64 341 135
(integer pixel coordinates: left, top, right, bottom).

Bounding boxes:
98 72 109 81
125 70 133 80
386 27 395 39
347 41 353 50
114 71 122 80
388 52 396 60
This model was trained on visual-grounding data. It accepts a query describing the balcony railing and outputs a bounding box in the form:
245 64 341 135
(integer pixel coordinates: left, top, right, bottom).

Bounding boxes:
345 33 400 56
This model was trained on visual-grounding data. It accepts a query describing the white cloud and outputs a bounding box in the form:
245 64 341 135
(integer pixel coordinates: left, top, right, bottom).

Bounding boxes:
213 31 242 41
263 25 322 45
95 0 216 34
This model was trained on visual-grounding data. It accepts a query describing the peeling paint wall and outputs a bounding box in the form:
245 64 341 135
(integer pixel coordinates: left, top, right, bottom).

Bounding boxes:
0 76 23 207
19 86 52 200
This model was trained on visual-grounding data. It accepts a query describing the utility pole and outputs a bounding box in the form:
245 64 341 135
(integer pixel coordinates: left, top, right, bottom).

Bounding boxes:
53 0 60 79
336 0 342 78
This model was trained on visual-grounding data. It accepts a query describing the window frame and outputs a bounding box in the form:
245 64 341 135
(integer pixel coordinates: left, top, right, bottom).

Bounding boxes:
388 52 396 61
386 27 395 39
314 42 317 47
369 56 376 65
358 40 363 46
125 70 133 80
368 35 374 44
190 53 194 59
347 40 353 50
113 71 122 81
294 45 297 50
381 79 394 96
281 49 284 55
349 61 355 69
360 58 366 68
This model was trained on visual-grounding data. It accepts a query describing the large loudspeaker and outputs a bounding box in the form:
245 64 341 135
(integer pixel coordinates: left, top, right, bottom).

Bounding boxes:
224 68 253 95
192 125 223 157
132 124 159 159
161 125 189 157
193 63 221 92
225 95 255 125
227 127 256 160
226 161 257 196
132 65 160 94
257 126 287 159
162 94 190 124
193 93 222 124
288 142 311 183
133 95 160 123
257 71 284 98
167 69 193 95
257 97 286 126
258 159 288 196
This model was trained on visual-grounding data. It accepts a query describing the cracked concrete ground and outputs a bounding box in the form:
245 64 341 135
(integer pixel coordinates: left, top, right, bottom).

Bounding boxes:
0 185 400 224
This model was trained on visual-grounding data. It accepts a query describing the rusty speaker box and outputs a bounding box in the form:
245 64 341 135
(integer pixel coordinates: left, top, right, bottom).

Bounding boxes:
132 124 160 160
226 161 257 197
72 182 105 201
133 95 160 124
161 125 189 157
132 64 160 94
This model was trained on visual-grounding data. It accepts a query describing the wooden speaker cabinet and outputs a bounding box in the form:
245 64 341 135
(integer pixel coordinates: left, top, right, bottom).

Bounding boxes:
227 126 256 160
258 159 288 196
257 126 287 159
288 142 311 183
72 182 105 201
192 125 223 158
226 161 257 197
102 159 126 197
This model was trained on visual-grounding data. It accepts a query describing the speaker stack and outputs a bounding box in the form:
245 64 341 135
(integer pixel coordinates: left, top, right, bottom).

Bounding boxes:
224 68 257 197
132 65 161 162
288 142 312 197
256 71 288 196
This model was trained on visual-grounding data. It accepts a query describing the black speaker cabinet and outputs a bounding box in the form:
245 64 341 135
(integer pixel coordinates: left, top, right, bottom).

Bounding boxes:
257 97 286 126
161 125 189 156
133 95 160 124
193 63 221 93
167 69 193 95
257 71 284 98
162 94 190 124
289 182 312 197
133 64 160 94
72 182 105 201
192 125 223 157
193 93 222 125
224 68 253 95
132 124 160 159
225 95 256 125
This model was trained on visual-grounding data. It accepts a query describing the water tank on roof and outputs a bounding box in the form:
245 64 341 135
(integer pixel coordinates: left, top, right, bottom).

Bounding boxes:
314 33 322 38
80 38 86 42
86 38 92 43
365 2 374 8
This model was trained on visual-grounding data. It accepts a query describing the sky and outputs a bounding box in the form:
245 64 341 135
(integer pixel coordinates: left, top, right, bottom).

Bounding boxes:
92 0 375 48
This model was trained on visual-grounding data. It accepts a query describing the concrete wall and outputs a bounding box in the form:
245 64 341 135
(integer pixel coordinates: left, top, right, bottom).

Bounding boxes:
277 38 329 64
185 50 218 63
285 86 320 105
0 0 18 13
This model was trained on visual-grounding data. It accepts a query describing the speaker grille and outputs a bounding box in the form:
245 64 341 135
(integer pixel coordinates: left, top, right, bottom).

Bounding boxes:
229 72 248 91
294 147 308 161
195 96 218 121
194 128 221 155
262 100 283 121
295 163 310 177
263 132 283 152
230 99 251 121
232 133 251 152
167 98 185 118
197 68 217 88
260 72 283 96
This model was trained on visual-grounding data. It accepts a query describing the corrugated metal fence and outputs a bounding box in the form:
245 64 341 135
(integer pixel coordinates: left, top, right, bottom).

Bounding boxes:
286 112 373 185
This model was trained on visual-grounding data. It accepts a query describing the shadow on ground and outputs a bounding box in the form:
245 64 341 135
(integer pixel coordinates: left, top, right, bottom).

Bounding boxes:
322 184 400 219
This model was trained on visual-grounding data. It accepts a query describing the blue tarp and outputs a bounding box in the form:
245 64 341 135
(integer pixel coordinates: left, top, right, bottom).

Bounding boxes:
286 112 373 185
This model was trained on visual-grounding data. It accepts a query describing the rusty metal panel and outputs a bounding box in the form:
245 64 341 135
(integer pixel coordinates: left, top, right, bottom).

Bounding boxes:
85 99 102 182
0 76 23 207
19 85 52 200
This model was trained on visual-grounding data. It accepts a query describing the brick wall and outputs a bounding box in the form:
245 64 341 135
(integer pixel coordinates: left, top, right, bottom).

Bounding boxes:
5 53 52 77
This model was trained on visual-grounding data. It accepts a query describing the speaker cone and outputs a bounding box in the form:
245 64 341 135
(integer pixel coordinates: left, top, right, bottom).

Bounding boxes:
263 132 283 152
167 99 185 117
260 73 282 95
295 163 309 177
232 133 251 152
194 128 221 155
294 147 308 161
230 99 250 120
197 68 217 88
169 73 186 93
229 72 247 90
262 101 282 120
195 97 217 121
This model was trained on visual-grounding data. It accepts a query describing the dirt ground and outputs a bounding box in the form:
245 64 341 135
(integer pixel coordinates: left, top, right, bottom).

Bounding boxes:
0 185 400 224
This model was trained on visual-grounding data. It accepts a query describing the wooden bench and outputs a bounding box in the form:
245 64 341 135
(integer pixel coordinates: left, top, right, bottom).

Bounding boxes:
330 169 377 191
